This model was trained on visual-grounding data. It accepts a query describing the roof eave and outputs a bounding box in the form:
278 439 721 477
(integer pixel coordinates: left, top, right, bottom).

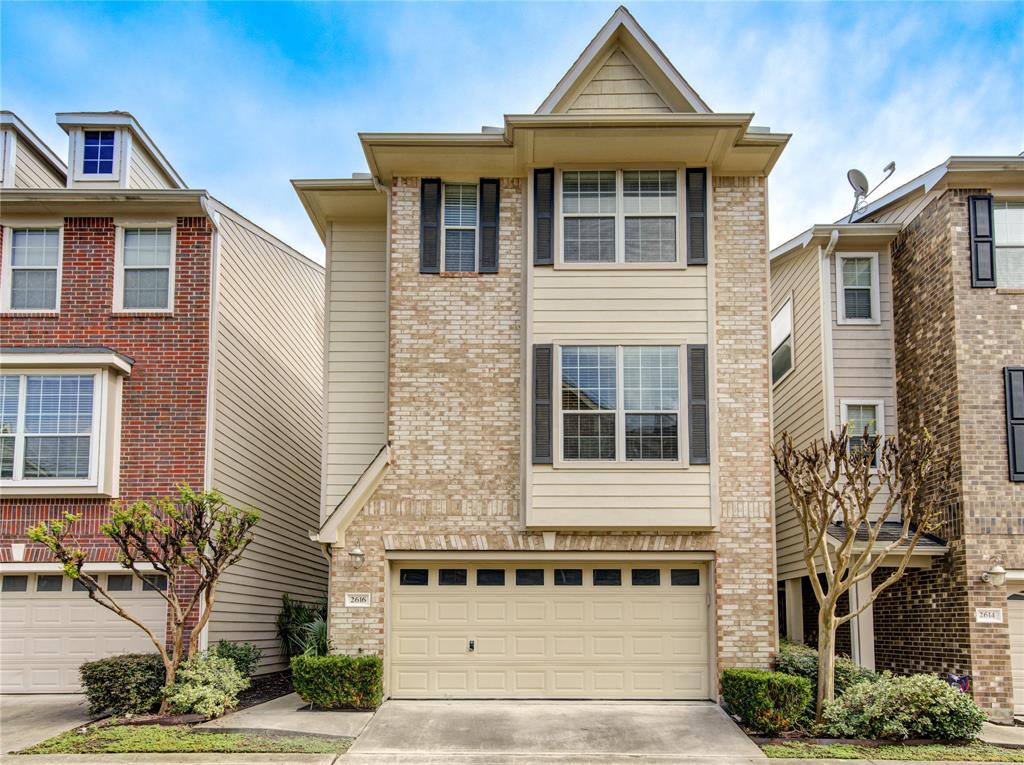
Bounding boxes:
0 111 68 180
770 222 902 261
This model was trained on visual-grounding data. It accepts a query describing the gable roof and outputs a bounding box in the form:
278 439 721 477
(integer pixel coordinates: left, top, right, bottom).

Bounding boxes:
536 6 711 115
0 111 68 182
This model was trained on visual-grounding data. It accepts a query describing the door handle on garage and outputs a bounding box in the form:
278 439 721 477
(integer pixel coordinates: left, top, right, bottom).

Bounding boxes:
468 639 475 652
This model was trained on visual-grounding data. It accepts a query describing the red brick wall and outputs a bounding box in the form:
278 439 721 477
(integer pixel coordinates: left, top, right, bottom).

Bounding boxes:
0 215 212 644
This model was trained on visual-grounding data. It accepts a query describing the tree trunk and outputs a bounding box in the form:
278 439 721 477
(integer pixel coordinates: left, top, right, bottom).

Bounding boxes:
157 658 178 715
816 609 837 724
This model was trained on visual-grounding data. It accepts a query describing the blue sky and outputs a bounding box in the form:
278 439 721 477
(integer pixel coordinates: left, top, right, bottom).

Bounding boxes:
3 2 1022 262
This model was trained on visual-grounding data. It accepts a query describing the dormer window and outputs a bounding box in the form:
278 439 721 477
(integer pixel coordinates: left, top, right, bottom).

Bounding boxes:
82 131 115 175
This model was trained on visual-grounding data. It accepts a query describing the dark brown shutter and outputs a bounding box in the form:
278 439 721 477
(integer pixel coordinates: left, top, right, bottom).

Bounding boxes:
969 194 996 287
686 169 708 265
478 178 499 274
1005 367 1024 482
534 168 554 266
688 344 709 464
420 178 441 274
533 344 553 464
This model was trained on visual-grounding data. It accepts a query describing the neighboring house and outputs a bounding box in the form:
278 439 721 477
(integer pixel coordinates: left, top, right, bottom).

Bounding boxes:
0 110 326 692
294 6 789 701
770 155 1024 721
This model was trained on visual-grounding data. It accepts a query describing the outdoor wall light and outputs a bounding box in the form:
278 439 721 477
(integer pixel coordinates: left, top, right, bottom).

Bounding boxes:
349 540 365 569
982 563 1007 588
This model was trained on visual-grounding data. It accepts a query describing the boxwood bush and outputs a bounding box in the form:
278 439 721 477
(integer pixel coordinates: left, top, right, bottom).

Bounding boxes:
776 640 878 696
824 673 986 741
721 667 812 734
291 654 383 710
211 640 262 679
79 653 166 715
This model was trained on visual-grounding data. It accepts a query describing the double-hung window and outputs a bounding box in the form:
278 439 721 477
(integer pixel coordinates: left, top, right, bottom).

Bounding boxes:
559 345 681 464
842 400 883 467
560 169 679 264
0 373 97 482
4 228 61 312
771 299 794 384
994 201 1024 289
117 227 174 311
443 184 478 273
82 130 116 175
836 253 879 323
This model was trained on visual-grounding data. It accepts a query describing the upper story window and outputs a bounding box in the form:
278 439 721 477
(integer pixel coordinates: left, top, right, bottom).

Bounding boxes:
994 201 1024 289
115 227 174 311
560 345 680 463
771 298 794 384
82 131 116 175
443 183 478 273
560 169 679 264
842 400 883 468
836 252 880 324
2 228 61 312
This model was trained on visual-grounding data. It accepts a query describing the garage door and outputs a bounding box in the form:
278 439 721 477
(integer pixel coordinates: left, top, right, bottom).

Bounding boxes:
0 571 167 693
389 560 710 699
1011 594 1024 716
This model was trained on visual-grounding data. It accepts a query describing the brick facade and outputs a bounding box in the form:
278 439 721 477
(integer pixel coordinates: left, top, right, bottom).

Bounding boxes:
328 174 779 681
878 188 1024 721
0 216 212 644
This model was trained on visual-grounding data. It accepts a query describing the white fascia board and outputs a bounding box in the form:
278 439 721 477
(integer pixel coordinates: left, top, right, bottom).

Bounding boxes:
0 561 156 573
0 111 68 179
316 444 392 546
0 348 133 375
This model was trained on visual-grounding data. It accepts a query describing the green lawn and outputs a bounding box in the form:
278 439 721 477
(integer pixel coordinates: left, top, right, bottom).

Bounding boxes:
762 741 1024 762
20 724 352 755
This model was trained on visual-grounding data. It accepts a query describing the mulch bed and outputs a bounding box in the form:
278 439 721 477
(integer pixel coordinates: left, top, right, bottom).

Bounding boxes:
236 670 294 709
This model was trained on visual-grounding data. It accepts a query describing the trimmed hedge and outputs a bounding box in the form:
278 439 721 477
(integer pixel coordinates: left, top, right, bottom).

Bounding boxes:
291 654 383 710
775 640 878 697
824 673 986 741
212 640 262 679
79 653 165 715
721 668 812 734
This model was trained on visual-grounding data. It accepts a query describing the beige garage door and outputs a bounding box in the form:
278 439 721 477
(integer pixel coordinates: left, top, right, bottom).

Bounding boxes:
389 560 710 699
0 571 167 693
1011 594 1024 716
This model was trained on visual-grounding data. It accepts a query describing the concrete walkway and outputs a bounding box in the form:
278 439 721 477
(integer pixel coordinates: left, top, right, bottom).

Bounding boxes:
345 699 764 763
980 721 1024 747
0 694 95 753
197 692 371 738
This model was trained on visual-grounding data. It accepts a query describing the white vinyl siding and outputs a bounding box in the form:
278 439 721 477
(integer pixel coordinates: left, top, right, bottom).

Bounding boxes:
565 48 672 114
4 228 61 312
127 145 174 190
12 143 65 189
443 183 478 273
994 201 1024 289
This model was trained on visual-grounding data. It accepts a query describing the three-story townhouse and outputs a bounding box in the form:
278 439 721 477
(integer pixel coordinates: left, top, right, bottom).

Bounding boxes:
296 7 789 700
0 110 326 691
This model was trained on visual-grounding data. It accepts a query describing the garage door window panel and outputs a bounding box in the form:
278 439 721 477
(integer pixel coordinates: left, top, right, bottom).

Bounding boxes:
36 574 64 592
632 569 661 586
476 569 505 586
671 569 700 586
516 569 544 586
593 569 622 586
2 575 27 592
399 569 429 586
554 569 583 586
439 569 467 586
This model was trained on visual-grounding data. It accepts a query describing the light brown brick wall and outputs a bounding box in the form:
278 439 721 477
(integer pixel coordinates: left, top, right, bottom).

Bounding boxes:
880 187 1023 721
327 174 778 682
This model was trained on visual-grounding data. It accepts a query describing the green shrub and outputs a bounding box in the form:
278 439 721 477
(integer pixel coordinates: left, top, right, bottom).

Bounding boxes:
299 616 331 657
776 640 878 697
824 673 986 741
165 653 249 719
291 654 383 710
79 653 165 715
211 640 262 678
277 594 327 659
721 668 813 734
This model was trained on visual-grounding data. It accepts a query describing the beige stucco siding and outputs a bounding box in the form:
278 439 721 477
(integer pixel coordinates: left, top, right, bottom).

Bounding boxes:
128 144 174 189
13 141 64 189
770 248 827 579
566 48 671 114
322 219 388 521
207 208 327 672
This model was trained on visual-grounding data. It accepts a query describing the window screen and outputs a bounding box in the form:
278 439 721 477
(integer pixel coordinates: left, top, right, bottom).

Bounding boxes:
623 170 677 263
842 257 874 320
443 184 478 272
21 375 94 479
122 228 172 310
10 229 60 311
623 346 679 461
562 346 616 460
994 201 1024 289
562 171 616 263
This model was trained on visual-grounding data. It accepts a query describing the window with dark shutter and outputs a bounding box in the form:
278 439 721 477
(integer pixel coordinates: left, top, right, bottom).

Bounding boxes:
969 194 995 288
686 169 707 265
420 179 442 274
534 168 554 265
478 178 500 273
1005 367 1024 482
533 344 553 464
687 344 709 464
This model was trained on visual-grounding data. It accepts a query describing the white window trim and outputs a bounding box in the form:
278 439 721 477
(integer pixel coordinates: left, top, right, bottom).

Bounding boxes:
0 367 106 491
771 296 795 387
0 130 15 188
113 223 176 313
440 182 479 274
69 127 124 183
840 398 885 471
994 199 1024 290
553 342 688 470
1 225 64 314
554 167 685 269
835 252 881 325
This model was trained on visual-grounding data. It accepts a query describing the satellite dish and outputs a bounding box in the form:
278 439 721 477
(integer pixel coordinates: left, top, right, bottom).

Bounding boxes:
847 169 870 197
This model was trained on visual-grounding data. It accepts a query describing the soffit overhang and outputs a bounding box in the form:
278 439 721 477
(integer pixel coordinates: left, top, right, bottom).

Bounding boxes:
770 223 902 263
291 179 387 245
0 188 208 218
359 113 789 184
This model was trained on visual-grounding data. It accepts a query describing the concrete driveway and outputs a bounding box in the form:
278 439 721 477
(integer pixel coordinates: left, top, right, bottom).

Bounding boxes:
0 694 95 753
345 700 763 764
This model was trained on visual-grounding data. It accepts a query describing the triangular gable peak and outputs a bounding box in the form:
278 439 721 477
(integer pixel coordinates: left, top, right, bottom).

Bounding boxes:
537 6 711 115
